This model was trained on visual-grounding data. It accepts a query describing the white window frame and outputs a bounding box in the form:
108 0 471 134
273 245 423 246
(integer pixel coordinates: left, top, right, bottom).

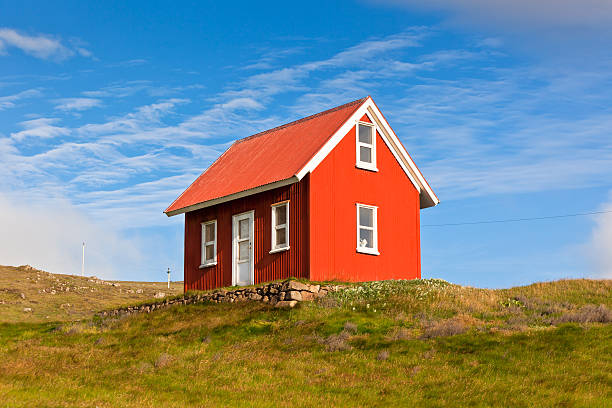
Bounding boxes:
200 220 217 268
355 121 378 171
356 203 379 255
270 201 290 253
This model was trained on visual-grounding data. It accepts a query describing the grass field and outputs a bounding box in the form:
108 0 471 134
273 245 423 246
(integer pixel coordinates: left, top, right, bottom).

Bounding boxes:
0 265 183 323
0 268 610 407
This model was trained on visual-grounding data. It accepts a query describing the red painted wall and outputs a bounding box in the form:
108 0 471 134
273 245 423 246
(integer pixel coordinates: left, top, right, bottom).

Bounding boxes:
309 115 421 282
184 176 309 291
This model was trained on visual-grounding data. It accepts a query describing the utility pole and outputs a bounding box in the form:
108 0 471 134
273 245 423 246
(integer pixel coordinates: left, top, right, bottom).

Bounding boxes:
81 242 85 277
167 267 171 289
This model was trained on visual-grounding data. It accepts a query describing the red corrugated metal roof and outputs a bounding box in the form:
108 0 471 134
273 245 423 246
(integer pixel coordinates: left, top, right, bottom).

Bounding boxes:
165 97 368 215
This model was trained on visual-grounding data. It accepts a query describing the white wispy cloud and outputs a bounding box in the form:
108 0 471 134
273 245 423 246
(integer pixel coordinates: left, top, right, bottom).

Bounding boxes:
10 118 69 141
392 77 612 199
106 59 148 68
0 89 41 110
241 47 306 71
82 81 153 98
54 97 102 111
76 98 194 144
2 95 230 211
221 29 425 108
76 174 200 229
477 37 504 48
321 30 424 67
0 28 92 61
220 97 264 111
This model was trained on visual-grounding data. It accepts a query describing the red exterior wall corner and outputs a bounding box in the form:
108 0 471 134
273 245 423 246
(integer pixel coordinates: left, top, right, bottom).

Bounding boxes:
308 117 421 282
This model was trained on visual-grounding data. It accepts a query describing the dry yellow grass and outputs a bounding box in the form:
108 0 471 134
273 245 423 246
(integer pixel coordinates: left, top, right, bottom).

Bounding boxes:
0 264 183 323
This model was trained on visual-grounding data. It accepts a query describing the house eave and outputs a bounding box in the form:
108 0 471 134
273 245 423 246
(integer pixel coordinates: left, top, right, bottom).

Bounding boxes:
164 176 300 217
420 193 440 209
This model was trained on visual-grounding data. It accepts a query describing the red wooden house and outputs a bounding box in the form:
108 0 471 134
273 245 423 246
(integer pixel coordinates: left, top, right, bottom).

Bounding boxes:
165 96 438 291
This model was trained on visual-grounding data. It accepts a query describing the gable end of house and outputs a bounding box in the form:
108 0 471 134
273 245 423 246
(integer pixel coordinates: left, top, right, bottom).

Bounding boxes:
295 97 439 209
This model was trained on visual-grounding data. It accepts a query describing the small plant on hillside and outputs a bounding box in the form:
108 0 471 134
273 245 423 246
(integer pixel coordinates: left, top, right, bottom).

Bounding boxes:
322 330 352 352
155 353 174 368
500 297 525 308
377 350 390 361
332 279 451 305
343 321 358 334
422 317 468 338
388 326 413 341
554 304 612 324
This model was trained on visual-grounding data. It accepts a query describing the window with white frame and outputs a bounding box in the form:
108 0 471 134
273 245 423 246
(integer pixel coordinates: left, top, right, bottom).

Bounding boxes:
356 121 377 170
200 220 217 267
271 201 289 252
356 204 378 254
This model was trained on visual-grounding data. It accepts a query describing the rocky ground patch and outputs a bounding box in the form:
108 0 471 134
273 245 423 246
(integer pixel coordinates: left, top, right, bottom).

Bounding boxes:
0 264 182 322
97 280 343 318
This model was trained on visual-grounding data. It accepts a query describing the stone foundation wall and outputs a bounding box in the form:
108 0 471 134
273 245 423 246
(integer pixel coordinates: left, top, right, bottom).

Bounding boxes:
97 280 342 318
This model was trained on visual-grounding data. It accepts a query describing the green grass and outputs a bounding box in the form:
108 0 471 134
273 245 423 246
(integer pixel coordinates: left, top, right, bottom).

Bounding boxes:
0 276 610 407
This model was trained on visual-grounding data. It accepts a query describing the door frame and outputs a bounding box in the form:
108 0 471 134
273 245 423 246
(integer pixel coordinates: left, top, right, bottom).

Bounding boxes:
231 210 255 286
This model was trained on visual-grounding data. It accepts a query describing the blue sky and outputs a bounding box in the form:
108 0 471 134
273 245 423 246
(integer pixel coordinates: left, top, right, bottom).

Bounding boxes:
0 0 611 287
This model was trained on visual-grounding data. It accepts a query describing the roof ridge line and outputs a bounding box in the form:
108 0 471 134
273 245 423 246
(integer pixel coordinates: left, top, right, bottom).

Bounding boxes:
235 96 369 144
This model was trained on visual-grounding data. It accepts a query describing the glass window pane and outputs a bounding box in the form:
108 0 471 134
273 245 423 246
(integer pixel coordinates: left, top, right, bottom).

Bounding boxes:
239 219 249 239
275 204 287 225
359 146 372 163
205 223 215 242
359 228 373 249
238 241 249 261
359 207 373 228
275 227 287 247
358 124 372 144
205 244 214 261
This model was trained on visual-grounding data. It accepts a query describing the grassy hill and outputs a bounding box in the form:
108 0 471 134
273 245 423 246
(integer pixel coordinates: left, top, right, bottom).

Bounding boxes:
0 272 610 407
0 265 183 323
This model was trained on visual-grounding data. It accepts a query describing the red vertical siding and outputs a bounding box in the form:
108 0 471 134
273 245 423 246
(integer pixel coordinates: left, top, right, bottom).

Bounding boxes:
184 177 309 291
309 115 421 282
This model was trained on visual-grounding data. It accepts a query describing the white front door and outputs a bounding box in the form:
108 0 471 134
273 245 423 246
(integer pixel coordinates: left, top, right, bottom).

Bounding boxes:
232 211 254 286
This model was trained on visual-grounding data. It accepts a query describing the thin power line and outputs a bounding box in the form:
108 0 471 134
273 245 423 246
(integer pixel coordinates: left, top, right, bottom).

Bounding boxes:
422 209 612 227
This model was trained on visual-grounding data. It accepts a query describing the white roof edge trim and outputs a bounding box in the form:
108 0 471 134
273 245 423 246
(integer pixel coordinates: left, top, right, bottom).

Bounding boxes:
296 97 439 208
165 176 299 217
367 102 439 207
362 109 420 193
294 102 370 180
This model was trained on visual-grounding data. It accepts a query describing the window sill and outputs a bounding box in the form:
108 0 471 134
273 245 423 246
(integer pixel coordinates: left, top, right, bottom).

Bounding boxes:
199 262 217 269
356 248 380 256
269 246 290 254
355 163 378 172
